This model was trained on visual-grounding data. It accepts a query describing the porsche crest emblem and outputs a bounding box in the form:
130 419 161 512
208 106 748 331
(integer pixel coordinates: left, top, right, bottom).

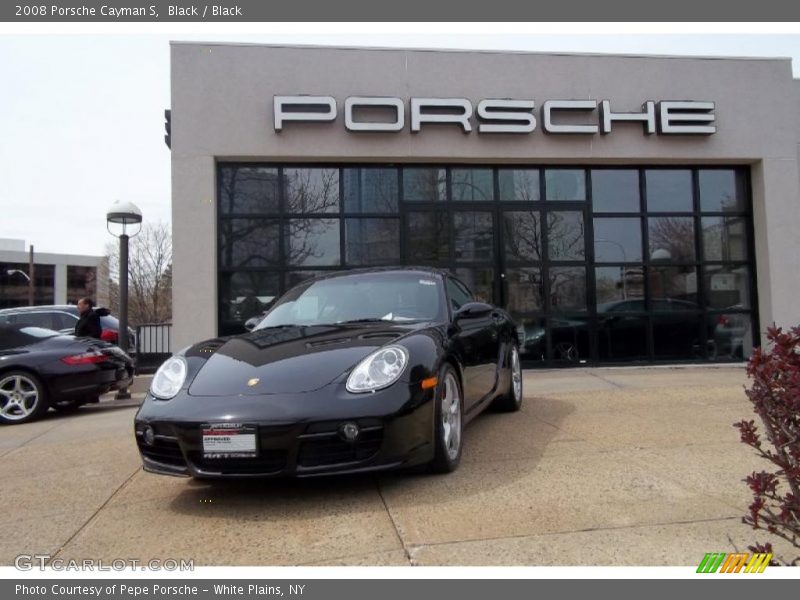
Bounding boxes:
247 378 260 387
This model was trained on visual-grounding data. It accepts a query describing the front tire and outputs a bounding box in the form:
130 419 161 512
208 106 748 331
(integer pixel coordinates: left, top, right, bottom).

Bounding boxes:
492 343 523 412
428 363 463 474
0 371 49 425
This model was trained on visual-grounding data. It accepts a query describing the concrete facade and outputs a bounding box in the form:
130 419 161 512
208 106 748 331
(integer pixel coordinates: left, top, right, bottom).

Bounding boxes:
170 42 800 351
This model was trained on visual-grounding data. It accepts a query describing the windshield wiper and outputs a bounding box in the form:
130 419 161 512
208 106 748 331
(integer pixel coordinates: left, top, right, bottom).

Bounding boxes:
251 323 303 331
322 318 386 325
334 318 421 325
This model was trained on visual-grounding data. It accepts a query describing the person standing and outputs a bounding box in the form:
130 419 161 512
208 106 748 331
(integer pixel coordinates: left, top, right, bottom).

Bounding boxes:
74 297 102 339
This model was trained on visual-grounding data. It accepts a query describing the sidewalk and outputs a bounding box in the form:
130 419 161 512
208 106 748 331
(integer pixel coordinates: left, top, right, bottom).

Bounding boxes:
91 374 152 408
4 364 795 567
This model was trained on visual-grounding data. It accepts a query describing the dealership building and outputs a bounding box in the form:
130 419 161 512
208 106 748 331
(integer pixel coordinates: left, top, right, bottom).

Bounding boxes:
169 42 800 365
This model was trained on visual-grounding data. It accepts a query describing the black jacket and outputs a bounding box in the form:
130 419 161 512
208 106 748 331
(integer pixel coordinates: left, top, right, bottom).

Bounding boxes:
75 309 102 339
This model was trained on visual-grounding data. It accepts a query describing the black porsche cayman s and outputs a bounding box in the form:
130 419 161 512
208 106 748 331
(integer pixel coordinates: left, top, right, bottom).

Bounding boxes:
134 268 522 478
0 324 135 424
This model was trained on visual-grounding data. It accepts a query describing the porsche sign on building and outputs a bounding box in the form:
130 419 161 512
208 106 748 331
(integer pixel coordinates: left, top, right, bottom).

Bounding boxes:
169 42 800 365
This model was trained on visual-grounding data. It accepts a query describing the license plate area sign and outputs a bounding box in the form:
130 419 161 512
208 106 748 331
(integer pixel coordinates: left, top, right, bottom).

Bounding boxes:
202 423 257 458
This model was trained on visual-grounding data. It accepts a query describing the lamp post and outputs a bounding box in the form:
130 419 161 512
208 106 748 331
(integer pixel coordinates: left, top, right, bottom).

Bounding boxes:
650 248 672 299
650 248 672 261
6 269 30 281
6 268 33 306
107 200 142 400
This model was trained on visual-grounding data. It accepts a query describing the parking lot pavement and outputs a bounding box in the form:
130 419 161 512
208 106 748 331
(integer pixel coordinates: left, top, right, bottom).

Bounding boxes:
2 366 796 567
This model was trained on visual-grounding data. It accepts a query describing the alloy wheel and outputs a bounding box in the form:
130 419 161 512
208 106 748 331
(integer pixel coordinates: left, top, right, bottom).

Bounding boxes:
511 345 522 403
0 374 40 422
441 372 462 460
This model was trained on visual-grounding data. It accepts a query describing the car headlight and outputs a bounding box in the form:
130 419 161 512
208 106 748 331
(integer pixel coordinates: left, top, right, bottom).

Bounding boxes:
150 356 187 400
346 345 409 393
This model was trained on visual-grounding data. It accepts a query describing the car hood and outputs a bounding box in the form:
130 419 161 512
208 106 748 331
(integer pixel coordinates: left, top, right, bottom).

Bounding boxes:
187 322 429 396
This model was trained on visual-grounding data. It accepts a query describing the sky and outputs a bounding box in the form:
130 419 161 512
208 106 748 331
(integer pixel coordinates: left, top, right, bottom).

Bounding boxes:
2 29 800 257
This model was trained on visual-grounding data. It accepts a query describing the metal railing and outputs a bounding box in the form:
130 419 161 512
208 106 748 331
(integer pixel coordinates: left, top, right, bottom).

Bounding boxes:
135 322 172 373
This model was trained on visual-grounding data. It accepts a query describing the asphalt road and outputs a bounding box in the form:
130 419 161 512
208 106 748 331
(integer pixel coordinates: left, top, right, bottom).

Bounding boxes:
2 366 794 566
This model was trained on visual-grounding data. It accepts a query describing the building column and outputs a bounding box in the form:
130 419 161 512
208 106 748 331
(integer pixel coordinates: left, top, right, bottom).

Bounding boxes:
172 154 217 349
54 263 67 304
751 157 800 344
95 258 110 308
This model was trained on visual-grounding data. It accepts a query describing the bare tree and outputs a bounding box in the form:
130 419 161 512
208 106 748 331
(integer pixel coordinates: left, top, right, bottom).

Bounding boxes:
105 221 172 326
284 168 339 213
219 167 345 268
405 168 446 201
547 212 585 260
408 211 448 262
504 210 543 261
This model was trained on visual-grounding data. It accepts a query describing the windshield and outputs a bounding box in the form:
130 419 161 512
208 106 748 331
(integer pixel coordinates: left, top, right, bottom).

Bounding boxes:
255 272 445 329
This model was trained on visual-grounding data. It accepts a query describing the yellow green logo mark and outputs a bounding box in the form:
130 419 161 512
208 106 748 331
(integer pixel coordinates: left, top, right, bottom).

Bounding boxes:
697 552 772 573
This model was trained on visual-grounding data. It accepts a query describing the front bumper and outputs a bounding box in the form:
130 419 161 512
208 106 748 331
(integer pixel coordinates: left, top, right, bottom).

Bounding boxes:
134 381 435 478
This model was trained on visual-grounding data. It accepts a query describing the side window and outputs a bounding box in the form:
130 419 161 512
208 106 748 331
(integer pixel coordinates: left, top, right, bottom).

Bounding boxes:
11 312 54 329
55 313 78 330
446 277 473 311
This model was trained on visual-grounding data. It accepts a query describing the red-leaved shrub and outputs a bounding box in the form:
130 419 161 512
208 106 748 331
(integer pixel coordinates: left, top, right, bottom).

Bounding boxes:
734 325 800 565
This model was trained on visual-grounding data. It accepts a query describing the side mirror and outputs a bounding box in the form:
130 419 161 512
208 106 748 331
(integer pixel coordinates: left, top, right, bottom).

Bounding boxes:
454 302 493 321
